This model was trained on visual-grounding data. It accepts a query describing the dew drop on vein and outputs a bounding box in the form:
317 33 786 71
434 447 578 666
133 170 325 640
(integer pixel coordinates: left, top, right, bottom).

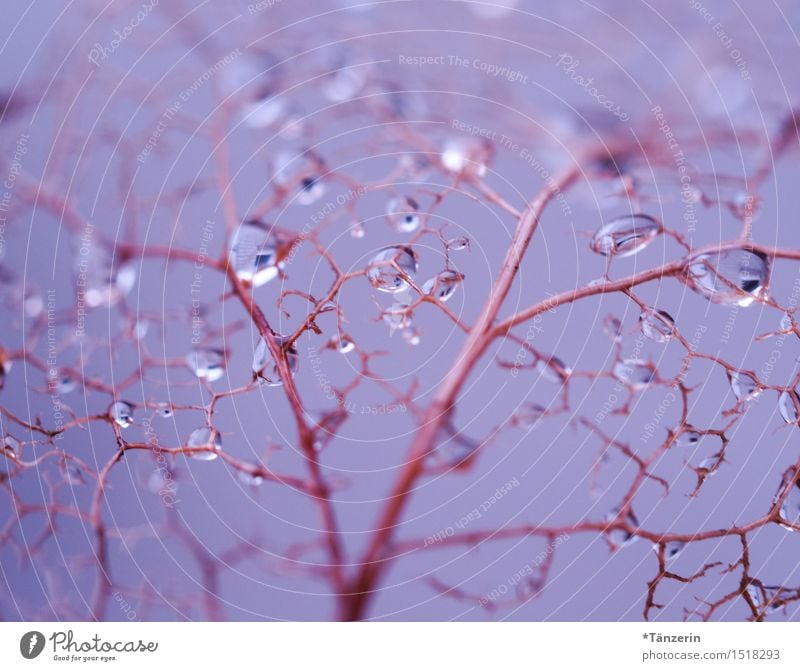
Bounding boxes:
422 270 464 302
186 348 225 382
685 247 769 307
590 214 661 257
366 245 418 293
229 220 283 287
187 426 222 461
639 309 675 342
253 336 299 386
386 196 421 233
109 401 134 428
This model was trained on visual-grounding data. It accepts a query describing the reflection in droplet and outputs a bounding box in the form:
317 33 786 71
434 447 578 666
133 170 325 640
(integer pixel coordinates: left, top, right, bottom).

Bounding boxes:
109 401 134 428
186 349 225 382
229 221 284 287
778 389 800 424
590 214 661 257
730 371 760 401
187 426 222 461
366 245 418 293
330 335 355 354
2 435 21 456
446 236 470 251
422 270 464 302
639 309 675 342
685 247 769 307
386 196 421 233
605 508 639 548
779 481 800 530
238 471 264 487
253 336 299 386
535 356 570 383
677 429 701 447
613 358 654 388
55 374 77 394
297 176 325 205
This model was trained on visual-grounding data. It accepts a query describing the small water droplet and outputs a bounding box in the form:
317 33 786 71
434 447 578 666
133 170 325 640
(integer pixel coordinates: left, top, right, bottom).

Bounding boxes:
242 93 287 128
446 236 470 251
330 335 355 354
156 404 173 419
2 435 21 456
297 175 325 205
252 336 299 386
55 373 77 394
134 320 149 340
639 309 675 342
677 429 701 447
229 220 284 287
605 508 639 548
778 389 800 424
685 247 769 307
441 139 487 176
654 540 685 561
402 328 421 345
779 481 800 530
366 245 418 293
590 214 661 257
148 469 177 494
422 270 464 302
383 303 412 334
321 68 365 102
730 371 760 401
613 358 655 388
535 356 570 383
513 403 546 428
109 401 134 428
238 471 264 486
350 222 366 238
187 426 222 461
603 315 622 341
186 348 225 382
386 196 421 233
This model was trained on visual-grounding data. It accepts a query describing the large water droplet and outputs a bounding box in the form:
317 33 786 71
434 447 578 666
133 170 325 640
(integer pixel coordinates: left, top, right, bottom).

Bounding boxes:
590 214 661 257
730 371 760 401
639 309 675 342
779 481 800 530
613 358 655 388
778 389 800 424
229 220 284 287
422 270 464 302
187 426 222 461
685 247 769 307
366 245 418 293
386 196 421 233
186 348 225 382
109 401 134 428
252 336 299 386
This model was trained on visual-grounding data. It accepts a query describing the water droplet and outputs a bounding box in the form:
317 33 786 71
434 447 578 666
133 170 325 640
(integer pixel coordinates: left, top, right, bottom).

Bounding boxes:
238 471 264 486
109 401 134 428
366 245 418 293
654 540 686 561
677 429 701 447
148 469 177 494
330 335 354 354
55 373 77 394
685 247 769 307
242 93 287 128
590 214 661 257
605 508 639 548
252 336 299 386
321 68 365 102
229 220 283 287
779 481 800 530
186 348 225 382
639 309 675 342
24 291 44 317
603 315 622 341
187 426 222 461
134 320 149 340
730 371 760 401
422 270 464 302
535 356 570 383
446 236 470 251
732 191 759 220
778 389 800 424
781 313 793 331
513 403 546 428
441 139 487 176
2 435 21 456
297 175 325 205
350 223 366 238
383 303 412 334
156 404 173 419
402 328 421 345
386 196 421 233
613 358 655 388
698 456 719 473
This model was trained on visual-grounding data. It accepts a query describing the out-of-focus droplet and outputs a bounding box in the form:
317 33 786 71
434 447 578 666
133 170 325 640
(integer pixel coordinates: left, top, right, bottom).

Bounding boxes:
253 336 299 386
187 426 222 461
441 139 488 176
730 371 760 401
238 471 264 486
156 404 173 419
513 402 546 428
134 320 149 340
186 348 225 382
109 401 134 428
781 313 793 331
535 356 570 383
148 469 177 494
24 291 44 317
778 389 800 424
229 220 283 287
685 247 769 307
321 68 365 102
350 222 366 238
366 245 418 293
55 373 77 394
605 508 639 548
639 309 675 342
613 358 654 388
386 196 421 233
383 303 412 334
654 540 685 562
732 191 759 221
2 435 21 456
603 315 622 341
590 214 661 257
446 236 470 251
422 270 464 302
402 328 421 345
297 176 325 205
330 335 355 354
242 93 287 128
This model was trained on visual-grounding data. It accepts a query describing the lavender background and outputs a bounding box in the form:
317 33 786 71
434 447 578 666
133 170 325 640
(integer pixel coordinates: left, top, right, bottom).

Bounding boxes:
1 0 799 621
